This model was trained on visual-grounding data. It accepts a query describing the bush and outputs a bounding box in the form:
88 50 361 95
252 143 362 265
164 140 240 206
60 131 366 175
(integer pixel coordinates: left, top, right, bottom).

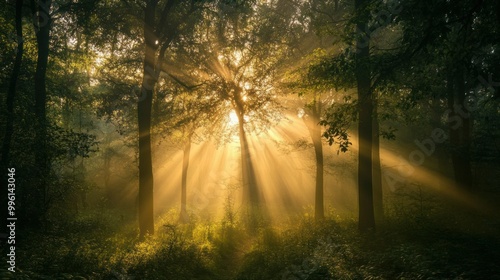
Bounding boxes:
12 205 500 279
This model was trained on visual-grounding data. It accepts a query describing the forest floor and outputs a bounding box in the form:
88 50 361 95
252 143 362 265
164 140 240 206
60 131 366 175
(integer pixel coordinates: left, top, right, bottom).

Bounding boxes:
2 198 500 280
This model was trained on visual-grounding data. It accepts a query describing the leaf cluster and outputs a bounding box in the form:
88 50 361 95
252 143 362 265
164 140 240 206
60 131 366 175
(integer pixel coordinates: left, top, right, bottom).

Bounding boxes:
319 95 355 154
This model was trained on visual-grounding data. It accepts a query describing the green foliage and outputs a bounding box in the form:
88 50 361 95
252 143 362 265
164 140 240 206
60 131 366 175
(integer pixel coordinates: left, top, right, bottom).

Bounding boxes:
48 124 98 160
8 203 500 279
307 48 357 91
236 211 500 280
319 95 356 153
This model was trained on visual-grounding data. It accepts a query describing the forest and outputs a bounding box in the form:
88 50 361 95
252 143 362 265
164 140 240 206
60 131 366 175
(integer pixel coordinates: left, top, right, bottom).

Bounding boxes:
1 0 499 279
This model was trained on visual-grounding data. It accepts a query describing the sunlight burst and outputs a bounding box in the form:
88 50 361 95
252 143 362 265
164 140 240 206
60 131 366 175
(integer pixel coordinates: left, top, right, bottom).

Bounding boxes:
229 110 239 126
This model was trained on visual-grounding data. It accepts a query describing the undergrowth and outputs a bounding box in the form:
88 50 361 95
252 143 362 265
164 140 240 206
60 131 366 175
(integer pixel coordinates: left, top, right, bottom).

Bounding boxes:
4 203 500 280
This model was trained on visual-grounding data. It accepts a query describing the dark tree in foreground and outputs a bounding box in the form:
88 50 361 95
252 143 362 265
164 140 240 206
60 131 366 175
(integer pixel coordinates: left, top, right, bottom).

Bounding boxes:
354 0 375 231
1 0 23 226
372 91 383 223
1 0 23 168
138 0 157 238
31 0 52 225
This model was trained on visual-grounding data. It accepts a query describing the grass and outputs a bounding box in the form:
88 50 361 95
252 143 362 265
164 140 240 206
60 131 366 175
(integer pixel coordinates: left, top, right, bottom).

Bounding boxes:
4 202 500 280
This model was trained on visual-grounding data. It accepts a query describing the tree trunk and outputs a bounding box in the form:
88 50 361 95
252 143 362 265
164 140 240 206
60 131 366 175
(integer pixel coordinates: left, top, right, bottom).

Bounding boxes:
355 0 375 232
179 134 192 223
1 0 23 167
313 121 324 221
456 66 473 189
138 84 155 238
79 158 87 210
372 93 383 224
1 0 23 226
447 67 473 190
138 0 158 238
32 0 52 225
431 97 449 190
238 121 261 228
233 89 261 228
237 119 259 204
104 148 112 202
303 99 324 221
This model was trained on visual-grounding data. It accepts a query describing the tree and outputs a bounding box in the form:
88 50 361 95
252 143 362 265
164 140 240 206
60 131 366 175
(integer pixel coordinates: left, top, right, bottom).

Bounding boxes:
372 90 383 223
303 96 325 220
154 81 216 223
393 0 500 191
304 0 405 230
0 0 104 226
354 0 376 232
1 0 23 227
282 0 351 222
137 0 208 237
174 0 296 227
29 0 52 225
1 0 23 169
300 90 352 221
286 56 345 223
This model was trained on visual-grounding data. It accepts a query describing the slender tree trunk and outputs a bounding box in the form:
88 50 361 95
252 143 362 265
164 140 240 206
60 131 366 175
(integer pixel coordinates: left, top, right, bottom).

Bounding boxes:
79 158 87 210
1 0 23 225
238 120 261 228
179 134 192 223
233 89 261 227
104 148 112 202
138 0 158 238
461 108 473 188
447 67 473 190
447 71 459 184
237 118 259 205
372 93 383 224
303 99 324 221
138 79 155 238
32 0 52 225
431 98 450 190
456 67 473 189
313 122 324 221
1 0 23 167
355 0 375 232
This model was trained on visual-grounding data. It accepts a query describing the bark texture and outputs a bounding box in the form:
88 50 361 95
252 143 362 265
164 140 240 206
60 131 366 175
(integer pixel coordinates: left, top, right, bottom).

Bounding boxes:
355 0 375 232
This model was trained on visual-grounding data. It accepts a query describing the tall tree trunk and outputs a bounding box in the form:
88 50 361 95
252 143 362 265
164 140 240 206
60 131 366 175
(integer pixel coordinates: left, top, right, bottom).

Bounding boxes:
32 0 52 225
104 149 112 202
456 66 473 189
1 0 23 225
138 0 158 238
372 93 383 223
303 99 324 221
447 66 473 190
233 89 261 228
179 134 192 223
237 119 259 203
431 97 449 190
355 0 375 232
313 120 324 221
1 0 23 167
238 120 261 228
79 158 87 210
138 75 155 238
